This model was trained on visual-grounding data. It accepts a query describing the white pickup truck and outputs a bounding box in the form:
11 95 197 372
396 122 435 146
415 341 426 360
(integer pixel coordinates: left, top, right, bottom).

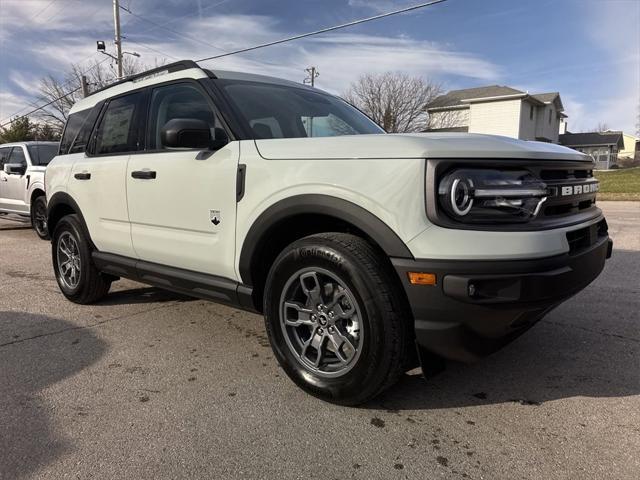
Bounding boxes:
0 141 57 239
45 61 612 405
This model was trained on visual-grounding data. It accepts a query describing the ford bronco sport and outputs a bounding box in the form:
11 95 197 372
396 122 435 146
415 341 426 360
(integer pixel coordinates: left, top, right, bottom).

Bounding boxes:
0 141 57 239
46 61 612 405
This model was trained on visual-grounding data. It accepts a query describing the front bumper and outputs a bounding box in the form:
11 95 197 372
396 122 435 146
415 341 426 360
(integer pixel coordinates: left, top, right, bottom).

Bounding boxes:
392 230 612 363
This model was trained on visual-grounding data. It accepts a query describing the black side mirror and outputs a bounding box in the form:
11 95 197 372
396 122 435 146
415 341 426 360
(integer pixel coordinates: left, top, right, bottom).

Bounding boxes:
211 127 229 150
4 163 26 175
161 118 212 149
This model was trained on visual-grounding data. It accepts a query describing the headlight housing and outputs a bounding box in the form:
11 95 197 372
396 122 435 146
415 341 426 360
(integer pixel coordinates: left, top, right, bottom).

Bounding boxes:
438 169 549 224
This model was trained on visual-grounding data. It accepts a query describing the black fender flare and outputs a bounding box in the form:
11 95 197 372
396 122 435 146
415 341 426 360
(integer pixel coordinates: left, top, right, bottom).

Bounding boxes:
238 194 414 285
47 192 93 244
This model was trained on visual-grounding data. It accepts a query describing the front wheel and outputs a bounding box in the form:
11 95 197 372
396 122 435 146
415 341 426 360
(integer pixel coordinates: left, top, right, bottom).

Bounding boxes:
31 195 49 240
52 214 111 304
264 233 410 405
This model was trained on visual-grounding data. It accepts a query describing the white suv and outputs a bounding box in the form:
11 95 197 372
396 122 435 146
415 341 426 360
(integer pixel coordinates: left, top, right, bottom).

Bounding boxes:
0 141 58 239
46 61 612 404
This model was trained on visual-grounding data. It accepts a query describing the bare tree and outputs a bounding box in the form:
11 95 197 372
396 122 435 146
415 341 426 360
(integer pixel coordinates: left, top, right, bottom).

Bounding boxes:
34 57 148 134
594 122 610 132
343 72 443 133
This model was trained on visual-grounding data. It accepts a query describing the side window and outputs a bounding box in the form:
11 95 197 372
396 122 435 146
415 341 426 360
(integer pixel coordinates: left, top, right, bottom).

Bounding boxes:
148 83 219 150
8 147 26 165
60 109 90 155
0 147 11 169
94 92 144 155
249 117 283 139
69 104 102 154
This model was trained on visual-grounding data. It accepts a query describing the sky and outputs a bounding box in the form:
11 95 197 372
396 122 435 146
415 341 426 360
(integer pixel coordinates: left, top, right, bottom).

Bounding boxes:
0 0 638 134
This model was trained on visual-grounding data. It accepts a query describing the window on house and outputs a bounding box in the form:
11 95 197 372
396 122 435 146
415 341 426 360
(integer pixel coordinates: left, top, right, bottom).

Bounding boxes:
529 105 534 120
548 109 552 124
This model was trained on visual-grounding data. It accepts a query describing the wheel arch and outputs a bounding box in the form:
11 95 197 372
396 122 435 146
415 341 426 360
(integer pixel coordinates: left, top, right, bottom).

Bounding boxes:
239 194 413 311
29 185 46 204
47 192 93 245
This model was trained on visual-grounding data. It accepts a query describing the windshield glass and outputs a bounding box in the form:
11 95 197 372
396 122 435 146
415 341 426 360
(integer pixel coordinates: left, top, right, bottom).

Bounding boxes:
218 80 384 139
27 144 59 165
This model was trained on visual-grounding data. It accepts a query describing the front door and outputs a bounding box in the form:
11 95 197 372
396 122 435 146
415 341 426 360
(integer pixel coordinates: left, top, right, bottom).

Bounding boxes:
126 82 239 279
0 146 28 213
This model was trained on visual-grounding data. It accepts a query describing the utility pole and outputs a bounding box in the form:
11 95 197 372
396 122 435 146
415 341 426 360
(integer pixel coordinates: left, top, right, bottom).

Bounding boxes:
113 0 123 79
81 75 90 97
304 66 319 87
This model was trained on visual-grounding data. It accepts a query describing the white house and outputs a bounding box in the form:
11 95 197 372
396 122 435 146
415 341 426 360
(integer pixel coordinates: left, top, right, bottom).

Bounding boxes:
426 85 566 144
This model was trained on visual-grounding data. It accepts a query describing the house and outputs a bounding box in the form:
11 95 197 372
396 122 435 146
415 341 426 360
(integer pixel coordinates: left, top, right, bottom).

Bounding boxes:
558 131 625 170
619 132 639 161
426 85 566 143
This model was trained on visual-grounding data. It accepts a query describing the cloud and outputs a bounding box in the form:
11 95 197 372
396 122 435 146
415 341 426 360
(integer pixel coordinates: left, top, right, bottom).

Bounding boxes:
0 8 499 124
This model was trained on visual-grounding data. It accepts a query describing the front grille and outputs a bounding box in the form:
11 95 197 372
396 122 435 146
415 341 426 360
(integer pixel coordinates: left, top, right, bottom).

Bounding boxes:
566 219 608 255
536 166 598 219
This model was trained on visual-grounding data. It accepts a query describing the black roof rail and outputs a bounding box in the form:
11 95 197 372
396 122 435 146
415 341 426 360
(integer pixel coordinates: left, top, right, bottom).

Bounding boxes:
87 60 210 97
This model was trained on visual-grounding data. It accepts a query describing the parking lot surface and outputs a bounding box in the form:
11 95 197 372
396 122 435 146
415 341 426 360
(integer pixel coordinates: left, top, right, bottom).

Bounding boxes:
1 201 638 480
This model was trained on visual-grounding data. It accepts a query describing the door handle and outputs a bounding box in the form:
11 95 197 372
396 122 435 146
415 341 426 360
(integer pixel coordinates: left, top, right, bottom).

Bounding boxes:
131 170 157 180
74 172 91 180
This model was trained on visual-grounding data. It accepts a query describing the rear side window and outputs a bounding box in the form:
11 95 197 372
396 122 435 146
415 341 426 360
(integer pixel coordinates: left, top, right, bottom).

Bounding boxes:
69 104 102 154
27 144 59 165
59 109 90 155
94 92 144 155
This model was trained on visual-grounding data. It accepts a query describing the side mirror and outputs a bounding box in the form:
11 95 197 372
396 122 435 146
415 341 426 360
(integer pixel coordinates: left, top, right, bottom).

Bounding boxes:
211 127 229 150
161 118 212 149
4 163 26 175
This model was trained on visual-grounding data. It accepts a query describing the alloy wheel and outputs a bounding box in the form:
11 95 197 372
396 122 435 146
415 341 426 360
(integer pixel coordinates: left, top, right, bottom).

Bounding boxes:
279 268 363 377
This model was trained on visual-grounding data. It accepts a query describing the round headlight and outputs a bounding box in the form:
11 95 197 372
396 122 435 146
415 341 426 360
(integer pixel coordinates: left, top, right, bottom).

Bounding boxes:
437 169 549 224
450 177 474 216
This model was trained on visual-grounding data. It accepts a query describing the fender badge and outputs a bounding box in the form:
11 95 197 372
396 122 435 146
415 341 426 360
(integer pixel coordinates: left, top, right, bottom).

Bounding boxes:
210 210 221 226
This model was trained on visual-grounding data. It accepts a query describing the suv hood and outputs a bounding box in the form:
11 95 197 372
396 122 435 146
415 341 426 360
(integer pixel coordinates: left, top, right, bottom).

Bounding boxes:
255 133 591 162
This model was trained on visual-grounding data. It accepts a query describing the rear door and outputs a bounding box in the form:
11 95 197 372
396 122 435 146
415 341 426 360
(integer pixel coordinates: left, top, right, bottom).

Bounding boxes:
126 81 239 279
0 146 28 213
67 91 146 258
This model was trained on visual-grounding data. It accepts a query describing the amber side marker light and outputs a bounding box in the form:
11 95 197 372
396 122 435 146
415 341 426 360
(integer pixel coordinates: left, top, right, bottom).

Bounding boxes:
407 272 437 286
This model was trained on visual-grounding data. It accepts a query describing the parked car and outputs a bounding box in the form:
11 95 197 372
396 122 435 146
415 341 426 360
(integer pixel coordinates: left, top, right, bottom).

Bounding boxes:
0 141 57 239
45 61 612 405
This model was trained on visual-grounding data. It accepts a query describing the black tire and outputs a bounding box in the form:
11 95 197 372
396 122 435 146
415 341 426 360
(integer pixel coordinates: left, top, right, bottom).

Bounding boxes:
264 233 410 405
30 195 50 240
52 214 111 304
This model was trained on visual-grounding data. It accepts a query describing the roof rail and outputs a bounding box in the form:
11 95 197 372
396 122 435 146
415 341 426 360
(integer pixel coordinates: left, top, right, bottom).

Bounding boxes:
87 60 207 97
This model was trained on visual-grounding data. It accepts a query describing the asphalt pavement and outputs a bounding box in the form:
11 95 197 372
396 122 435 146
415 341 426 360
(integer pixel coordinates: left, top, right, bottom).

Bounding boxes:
1 201 638 479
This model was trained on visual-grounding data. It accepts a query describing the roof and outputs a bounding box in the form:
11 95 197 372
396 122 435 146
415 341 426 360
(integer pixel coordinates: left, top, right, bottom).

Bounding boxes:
0 141 58 147
428 85 525 109
559 131 625 149
427 86 564 112
72 59 319 114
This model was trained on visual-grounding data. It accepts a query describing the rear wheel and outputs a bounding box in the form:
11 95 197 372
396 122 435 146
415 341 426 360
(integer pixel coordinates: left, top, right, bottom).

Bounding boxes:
31 195 49 240
264 233 409 405
52 214 111 304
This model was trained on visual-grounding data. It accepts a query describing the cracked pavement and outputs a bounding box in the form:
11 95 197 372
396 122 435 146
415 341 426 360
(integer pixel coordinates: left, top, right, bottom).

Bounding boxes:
0 201 638 479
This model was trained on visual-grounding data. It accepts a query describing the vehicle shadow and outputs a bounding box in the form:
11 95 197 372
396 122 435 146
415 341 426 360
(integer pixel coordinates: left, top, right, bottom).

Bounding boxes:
99 286 192 306
0 311 107 480
370 248 640 411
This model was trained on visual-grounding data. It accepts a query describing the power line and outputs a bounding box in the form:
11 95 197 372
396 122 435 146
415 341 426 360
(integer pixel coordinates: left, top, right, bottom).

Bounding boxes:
119 4 227 53
196 0 448 62
0 87 81 130
31 0 58 21
0 56 110 125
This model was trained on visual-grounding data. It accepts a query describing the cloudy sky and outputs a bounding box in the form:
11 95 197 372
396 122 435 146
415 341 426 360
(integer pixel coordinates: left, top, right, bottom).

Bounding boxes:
0 0 638 133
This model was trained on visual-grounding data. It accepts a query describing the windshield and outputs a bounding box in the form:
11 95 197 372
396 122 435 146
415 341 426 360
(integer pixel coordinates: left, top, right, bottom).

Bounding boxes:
27 144 59 165
218 80 384 139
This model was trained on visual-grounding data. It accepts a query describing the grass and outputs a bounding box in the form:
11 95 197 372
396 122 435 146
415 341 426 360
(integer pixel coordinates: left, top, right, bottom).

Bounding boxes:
595 167 640 201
